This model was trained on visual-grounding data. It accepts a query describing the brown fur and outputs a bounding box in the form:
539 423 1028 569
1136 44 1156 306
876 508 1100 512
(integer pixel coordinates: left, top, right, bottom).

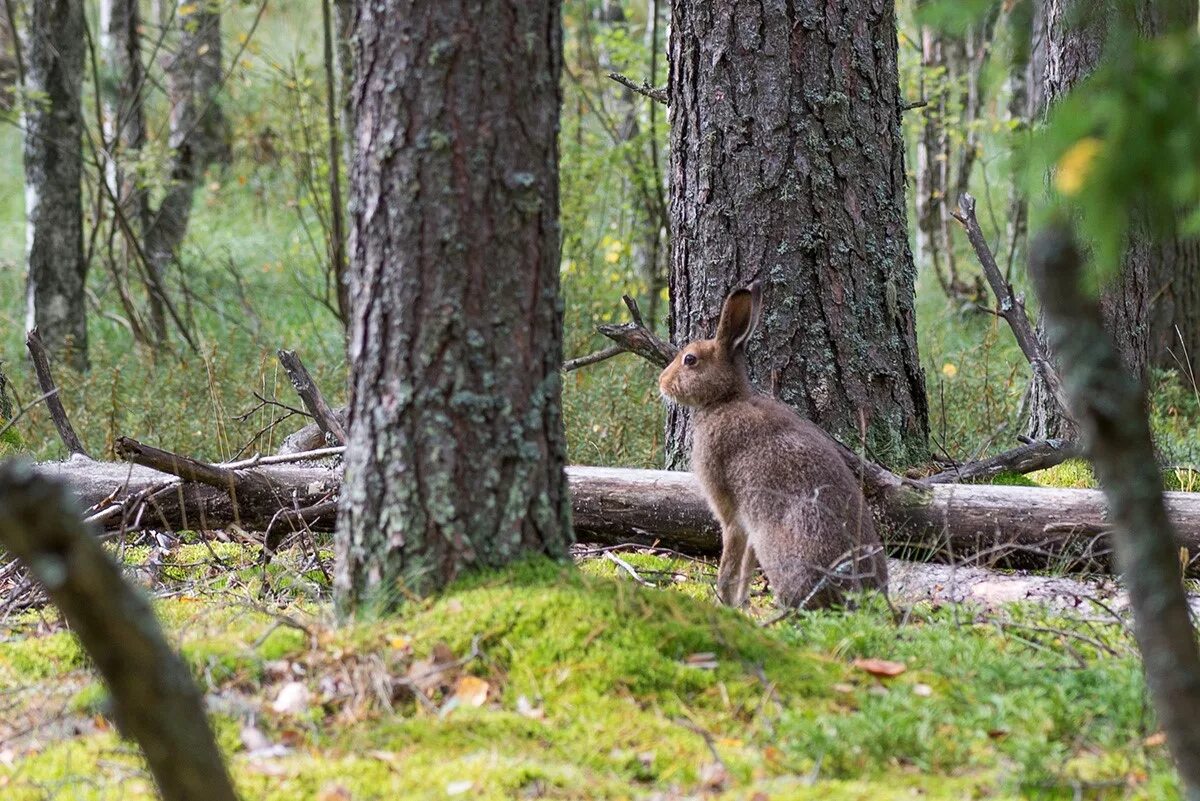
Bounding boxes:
658 284 888 609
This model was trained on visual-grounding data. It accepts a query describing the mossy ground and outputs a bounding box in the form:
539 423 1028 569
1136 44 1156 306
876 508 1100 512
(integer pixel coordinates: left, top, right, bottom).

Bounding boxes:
0 551 1178 800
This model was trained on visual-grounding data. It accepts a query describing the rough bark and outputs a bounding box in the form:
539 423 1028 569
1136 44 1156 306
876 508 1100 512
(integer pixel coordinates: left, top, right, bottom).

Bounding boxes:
21 0 88 370
0 462 239 801
1027 0 1200 438
332 0 354 169
1029 225 1200 801
1004 0 1035 280
337 0 573 610
666 0 929 469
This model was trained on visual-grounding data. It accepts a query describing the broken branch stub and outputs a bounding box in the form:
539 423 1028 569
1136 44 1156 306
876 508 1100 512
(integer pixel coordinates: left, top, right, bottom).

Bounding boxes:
1029 224 1200 796
0 462 239 801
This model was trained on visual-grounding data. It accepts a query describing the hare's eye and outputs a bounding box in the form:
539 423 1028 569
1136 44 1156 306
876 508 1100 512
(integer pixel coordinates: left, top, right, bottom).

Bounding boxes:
683 353 698 367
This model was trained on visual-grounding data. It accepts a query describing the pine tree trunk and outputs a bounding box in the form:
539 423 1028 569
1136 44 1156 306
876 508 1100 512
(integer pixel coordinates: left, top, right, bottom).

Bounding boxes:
665 0 929 469
1026 0 1200 439
336 0 573 611
22 0 87 370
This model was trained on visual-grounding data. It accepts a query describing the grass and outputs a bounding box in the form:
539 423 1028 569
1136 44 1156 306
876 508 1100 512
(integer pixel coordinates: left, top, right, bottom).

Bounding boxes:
0 553 1180 800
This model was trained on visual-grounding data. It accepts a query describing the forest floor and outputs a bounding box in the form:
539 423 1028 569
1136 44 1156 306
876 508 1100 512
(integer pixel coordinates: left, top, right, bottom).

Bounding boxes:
0 547 1180 800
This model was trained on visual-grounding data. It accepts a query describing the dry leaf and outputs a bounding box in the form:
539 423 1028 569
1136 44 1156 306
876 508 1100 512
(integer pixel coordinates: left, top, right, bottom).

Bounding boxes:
407 642 457 694
453 675 490 708
832 683 856 694
272 681 311 716
1144 731 1167 747
240 724 290 758
368 750 403 766
852 658 907 678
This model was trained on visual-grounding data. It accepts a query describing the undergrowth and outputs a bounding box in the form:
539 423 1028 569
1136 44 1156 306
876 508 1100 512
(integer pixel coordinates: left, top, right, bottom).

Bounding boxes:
0 552 1178 800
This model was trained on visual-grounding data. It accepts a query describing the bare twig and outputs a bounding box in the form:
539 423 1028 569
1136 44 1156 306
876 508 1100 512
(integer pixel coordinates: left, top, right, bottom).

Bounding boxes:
0 389 60 444
606 71 668 104
596 294 678 368
222 446 345 470
26 328 89 457
951 193 1071 417
563 344 625 372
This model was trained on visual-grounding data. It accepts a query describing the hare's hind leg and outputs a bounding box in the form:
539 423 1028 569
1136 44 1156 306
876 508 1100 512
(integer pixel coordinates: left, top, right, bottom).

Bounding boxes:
736 542 759 603
716 519 752 607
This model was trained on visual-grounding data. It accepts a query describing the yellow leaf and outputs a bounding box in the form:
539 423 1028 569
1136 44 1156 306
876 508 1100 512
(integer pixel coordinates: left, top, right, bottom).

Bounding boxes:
941 362 958 378
453 675 489 708
1054 137 1104 196
178 3 198 16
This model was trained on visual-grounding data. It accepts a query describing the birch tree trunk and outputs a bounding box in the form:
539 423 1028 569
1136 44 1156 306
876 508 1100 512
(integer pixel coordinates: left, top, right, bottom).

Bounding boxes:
22 0 88 369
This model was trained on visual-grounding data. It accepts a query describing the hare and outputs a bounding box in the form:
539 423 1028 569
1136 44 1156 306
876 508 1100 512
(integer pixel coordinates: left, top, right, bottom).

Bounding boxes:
658 283 888 609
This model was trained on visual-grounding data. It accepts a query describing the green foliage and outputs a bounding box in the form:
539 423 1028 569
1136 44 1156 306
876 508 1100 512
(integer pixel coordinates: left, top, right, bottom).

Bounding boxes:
1027 32 1200 281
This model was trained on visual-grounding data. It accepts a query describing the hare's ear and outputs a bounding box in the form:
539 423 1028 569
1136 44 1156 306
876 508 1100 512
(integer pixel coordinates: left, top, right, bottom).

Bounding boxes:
716 282 762 354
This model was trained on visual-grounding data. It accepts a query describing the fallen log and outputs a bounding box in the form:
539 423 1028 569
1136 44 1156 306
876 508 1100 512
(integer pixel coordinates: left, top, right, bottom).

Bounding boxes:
567 466 1200 574
29 456 1200 575
38 453 340 535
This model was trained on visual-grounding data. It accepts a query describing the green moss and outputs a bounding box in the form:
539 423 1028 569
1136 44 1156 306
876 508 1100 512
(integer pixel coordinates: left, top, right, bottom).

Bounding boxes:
67 681 107 715
0 557 1180 799
0 629 85 681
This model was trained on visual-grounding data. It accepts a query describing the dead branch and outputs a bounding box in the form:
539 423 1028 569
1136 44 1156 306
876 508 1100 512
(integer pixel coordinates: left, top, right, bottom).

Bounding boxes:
277 349 347 444
0 461 238 801
563 344 626 372
103 437 339 533
951 193 1071 415
607 71 668 104
925 437 1078 484
116 436 239 488
26 328 89 457
1029 224 1200 794
595 294 678 368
